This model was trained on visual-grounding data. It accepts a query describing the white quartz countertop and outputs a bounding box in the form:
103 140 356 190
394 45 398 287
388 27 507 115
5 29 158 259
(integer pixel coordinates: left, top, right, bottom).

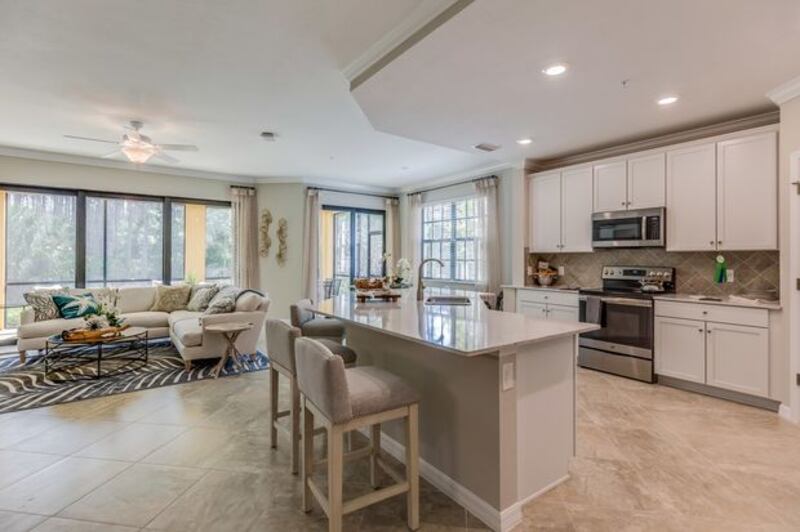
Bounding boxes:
314 288 598 356
653 293 781 311
501 285 581 293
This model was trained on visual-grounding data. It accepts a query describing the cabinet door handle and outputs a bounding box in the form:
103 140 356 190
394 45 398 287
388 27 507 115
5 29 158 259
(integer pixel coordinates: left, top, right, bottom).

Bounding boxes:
717 240 722 245
709 241 715 246
707 330 712 334
621 201 626 206
698 328 703 332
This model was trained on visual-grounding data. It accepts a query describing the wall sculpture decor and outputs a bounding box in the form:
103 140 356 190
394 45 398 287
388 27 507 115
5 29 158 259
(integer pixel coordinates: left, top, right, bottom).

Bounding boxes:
276 217 288 266
259 209 273 257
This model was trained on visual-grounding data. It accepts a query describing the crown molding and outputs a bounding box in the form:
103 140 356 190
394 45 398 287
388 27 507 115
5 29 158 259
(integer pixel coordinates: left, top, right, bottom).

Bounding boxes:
0 144 254 184
768 75 800 105
400 162 512 193
346 0 473 90
527 109 779 172
253 175 397 194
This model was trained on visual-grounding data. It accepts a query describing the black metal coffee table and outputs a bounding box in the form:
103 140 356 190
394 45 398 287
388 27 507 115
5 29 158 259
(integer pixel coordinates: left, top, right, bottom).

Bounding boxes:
44 327 149 381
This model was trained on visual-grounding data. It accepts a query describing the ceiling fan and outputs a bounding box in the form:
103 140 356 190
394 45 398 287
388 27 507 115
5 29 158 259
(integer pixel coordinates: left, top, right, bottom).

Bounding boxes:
64 120 198 164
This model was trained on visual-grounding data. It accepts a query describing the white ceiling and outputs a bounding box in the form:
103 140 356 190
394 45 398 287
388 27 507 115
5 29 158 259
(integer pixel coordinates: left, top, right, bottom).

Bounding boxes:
353 0 800 184
0 0 492 188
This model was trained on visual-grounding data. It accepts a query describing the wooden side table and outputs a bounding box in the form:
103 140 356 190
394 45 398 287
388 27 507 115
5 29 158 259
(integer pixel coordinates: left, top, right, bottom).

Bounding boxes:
206 322 253 378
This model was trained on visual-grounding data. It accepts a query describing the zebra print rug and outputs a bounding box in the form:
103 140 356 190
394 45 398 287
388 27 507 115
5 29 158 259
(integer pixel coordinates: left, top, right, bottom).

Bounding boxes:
0 340 268 414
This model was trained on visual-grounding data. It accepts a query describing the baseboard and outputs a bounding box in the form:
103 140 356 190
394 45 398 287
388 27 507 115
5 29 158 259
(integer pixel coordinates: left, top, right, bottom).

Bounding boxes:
657 375 780 412
779 404 797 423
364 428 514 531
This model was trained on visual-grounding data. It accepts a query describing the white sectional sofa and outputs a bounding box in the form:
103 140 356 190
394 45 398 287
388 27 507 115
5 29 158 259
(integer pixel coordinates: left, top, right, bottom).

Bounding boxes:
17 286 269 367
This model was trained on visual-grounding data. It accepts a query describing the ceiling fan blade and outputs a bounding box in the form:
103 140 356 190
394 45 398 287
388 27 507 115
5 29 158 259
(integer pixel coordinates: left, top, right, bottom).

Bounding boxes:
100 149 122 159
63 135 119 144
153 151 179 164
158 144 198 152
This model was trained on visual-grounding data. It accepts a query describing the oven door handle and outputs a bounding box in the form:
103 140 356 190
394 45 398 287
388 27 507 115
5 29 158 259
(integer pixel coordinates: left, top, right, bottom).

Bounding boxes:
599 297 652 308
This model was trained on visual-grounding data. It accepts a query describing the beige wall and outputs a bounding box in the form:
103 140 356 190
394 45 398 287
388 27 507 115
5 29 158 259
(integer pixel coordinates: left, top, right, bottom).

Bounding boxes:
0 155 243 200
778 97 800 411
256 182 305 319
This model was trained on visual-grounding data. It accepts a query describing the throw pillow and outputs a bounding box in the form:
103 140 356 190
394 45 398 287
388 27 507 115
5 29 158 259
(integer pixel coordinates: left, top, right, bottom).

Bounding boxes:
24 288 66 322
89 287 119 308
150 285 192 312
187 284 220 312
204 286 240 314
53 293 101 319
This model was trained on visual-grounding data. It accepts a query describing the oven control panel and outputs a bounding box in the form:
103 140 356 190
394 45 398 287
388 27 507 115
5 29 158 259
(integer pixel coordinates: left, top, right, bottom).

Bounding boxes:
601 266 674 283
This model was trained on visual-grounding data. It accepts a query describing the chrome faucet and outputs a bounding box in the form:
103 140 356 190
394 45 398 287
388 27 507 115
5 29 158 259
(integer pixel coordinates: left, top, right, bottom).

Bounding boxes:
417 258 444 301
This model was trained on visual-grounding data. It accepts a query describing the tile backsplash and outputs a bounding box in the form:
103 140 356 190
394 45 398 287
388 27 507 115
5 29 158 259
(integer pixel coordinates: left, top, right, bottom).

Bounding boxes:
528 249 780 297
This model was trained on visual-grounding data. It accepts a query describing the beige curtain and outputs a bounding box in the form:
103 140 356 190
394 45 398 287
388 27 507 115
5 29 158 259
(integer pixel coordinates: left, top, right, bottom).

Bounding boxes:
231 186 259 289
384 198 400 274
302 188 321 300
475 176 500 294
406 193 423 286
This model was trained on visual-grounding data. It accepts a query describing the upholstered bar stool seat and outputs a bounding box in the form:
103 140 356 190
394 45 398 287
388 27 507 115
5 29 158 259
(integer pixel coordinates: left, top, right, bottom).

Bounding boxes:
317 338 357 366
295 338 420 532
290 299 345 342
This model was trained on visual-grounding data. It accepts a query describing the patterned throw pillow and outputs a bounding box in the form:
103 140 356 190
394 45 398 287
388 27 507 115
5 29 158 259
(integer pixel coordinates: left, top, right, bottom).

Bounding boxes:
204 286 240 315
52 293 101 319
187 285 220 312
150 285 192 312
24 288 66 322
89 287 119 308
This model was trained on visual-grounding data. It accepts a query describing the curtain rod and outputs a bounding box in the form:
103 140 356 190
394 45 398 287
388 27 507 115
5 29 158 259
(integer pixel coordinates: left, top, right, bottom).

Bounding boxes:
308 186 399 200
230 184 256 190
409 174 497 196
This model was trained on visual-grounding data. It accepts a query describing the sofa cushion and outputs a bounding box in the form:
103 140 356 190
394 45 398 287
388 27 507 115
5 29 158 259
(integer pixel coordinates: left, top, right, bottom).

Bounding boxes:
120 311 169 329
117 287 157 314
18 317 86 339
187 285 219 312
70 287 118 307
168 310 203 327
205 286 239 314
235 291 262 312
23 288 67 322
52 293 101 319
150 285 191 312
172 318 203 347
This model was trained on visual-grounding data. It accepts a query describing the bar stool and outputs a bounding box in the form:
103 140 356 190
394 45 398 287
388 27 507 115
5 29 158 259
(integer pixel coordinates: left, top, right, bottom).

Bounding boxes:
290 299 345 343
294 337 420 532
265 319 358 474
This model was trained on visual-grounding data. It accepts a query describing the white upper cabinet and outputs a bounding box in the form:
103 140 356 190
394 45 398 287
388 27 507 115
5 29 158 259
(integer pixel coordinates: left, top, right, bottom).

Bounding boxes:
561 167 593 252
666 143 717 251
627 152 666 210
529 172 562 252
593 161 627 212
716 131 777 250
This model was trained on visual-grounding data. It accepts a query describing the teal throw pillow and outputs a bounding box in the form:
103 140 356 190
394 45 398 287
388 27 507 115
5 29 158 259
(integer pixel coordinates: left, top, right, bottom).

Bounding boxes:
52 293 101 319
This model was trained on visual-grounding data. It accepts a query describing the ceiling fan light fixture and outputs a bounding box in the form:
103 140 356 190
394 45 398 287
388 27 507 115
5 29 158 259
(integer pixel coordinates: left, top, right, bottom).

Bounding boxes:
121 144 157 163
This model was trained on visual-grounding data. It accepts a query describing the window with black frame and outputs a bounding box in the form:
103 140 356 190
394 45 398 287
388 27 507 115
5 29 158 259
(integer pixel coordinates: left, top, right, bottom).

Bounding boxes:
421 197 481 282
323 207 385 286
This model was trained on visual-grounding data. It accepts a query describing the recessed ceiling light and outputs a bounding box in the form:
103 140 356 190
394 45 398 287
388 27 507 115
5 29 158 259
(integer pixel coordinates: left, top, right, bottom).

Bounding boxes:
517 138 532 145
542 63 568 76
657 96 678 106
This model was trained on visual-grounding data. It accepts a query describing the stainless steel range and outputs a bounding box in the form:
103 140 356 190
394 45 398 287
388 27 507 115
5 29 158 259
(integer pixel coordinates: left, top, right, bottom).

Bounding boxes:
578 266 675 383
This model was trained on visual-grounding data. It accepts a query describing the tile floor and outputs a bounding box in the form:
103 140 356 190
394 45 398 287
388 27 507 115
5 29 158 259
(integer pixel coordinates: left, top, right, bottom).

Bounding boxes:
0 367 798 531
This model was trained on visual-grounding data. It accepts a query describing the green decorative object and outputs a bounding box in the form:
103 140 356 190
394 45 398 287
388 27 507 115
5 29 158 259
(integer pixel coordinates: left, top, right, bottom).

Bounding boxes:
714 254 728 284
52 293 101 319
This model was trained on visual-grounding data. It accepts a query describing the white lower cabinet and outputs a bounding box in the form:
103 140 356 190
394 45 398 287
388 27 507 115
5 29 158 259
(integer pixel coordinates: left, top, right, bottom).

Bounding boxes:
655 317 706 384
654 301 770 398
547 304 580 322
706 322 769 397
519 300 548 318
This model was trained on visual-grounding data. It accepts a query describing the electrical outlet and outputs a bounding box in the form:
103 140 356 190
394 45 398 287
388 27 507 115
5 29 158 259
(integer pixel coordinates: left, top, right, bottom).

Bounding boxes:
558 265 565 276
502 362 515 391
727 269 735 283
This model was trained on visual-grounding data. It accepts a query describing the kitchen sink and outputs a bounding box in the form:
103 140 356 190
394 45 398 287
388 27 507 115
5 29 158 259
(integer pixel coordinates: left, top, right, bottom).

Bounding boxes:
424 296 471 306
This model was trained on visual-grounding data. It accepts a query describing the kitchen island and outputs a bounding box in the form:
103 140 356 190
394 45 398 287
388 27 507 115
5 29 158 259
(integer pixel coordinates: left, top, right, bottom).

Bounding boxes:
314 289 598 531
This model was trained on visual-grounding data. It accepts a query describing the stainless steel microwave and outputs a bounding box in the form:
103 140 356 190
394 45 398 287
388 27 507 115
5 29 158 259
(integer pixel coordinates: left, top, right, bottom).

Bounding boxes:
592 207 665 248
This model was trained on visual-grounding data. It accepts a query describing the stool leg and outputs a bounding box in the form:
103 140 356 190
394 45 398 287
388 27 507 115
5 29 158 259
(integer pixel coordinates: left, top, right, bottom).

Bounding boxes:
328 424 344 532
370 423 381 489
269 368 279 449
290 376 300 475
302 399 314 513
405 404 419 530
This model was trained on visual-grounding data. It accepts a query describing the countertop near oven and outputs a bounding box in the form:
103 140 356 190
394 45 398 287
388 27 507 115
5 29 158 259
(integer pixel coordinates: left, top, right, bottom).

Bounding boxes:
500 284 582 293
653 293 781 311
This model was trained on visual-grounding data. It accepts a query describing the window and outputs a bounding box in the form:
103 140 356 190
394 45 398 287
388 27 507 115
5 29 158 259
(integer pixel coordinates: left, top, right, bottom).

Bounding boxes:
86 197 164 287
421 197 480 282
3 190 77 328
321 207 385 285
171 203 233 284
